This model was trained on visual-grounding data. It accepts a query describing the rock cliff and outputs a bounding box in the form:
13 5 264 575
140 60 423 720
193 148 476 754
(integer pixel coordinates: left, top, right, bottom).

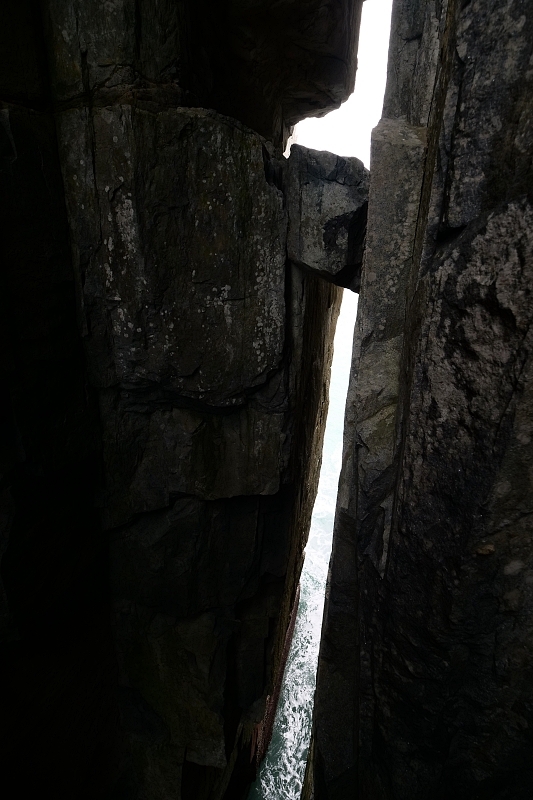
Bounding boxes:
306 1 533 798
0 2 365 798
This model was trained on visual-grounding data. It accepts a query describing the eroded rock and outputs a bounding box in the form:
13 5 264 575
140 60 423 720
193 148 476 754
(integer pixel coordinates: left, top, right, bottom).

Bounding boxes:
52 102 345 796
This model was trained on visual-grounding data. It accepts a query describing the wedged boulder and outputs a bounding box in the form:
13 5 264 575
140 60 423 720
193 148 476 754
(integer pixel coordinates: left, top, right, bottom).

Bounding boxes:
286 144 369 291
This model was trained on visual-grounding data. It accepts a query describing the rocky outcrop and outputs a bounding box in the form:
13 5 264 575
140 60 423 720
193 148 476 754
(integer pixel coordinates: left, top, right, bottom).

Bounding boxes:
0 2 366 797
306 1 533 798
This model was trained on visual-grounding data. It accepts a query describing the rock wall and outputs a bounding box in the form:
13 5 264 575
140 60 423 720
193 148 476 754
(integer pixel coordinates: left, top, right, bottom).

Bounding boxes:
306 1 533 798
0 1 365 797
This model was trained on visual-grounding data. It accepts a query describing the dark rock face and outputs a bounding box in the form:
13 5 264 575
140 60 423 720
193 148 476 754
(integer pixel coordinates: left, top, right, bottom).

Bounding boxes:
0 6 113 796
44 0 364 145
306 1 533 799
0 2 366 797
59 107 289 524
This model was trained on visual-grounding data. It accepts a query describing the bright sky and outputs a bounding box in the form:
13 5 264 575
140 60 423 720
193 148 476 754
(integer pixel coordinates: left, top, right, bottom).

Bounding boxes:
291 0 393 167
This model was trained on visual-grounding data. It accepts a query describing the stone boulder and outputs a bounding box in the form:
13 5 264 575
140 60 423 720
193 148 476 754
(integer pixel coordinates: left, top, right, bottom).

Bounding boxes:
287 144 369 291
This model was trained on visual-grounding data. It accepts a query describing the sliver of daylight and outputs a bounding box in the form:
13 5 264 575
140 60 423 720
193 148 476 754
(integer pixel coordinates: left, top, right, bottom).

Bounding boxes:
247 292 358 800
247 1 392 798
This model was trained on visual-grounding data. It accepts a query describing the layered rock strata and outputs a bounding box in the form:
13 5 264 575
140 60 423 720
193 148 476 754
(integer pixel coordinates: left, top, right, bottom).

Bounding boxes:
306 0 533 798
0 2 366 797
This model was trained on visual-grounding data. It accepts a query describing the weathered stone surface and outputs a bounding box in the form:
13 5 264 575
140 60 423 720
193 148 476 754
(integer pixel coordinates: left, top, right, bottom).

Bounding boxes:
287 144 369 291
344 119 426 576
57 106 288 526
43 0 364 144
307 1 533 798
53 101 343 796
304 118 427 799
105 272 341 799
58 107 286 403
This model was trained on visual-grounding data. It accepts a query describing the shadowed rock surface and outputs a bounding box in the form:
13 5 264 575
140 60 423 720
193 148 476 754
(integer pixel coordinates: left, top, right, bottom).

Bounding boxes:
0 1 365 797
305 1 533 798
42 0 363 145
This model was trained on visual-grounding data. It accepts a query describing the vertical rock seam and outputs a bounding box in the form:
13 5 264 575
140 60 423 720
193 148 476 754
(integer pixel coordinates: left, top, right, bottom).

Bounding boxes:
307 1 533 798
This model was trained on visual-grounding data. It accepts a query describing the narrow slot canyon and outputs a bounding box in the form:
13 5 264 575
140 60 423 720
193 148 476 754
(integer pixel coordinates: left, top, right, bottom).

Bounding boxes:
249 5 392 796
248 290 358 800
1 2 533 799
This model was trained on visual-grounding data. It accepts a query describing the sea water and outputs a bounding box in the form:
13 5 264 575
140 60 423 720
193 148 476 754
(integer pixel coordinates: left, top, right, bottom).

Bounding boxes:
248 290 358 800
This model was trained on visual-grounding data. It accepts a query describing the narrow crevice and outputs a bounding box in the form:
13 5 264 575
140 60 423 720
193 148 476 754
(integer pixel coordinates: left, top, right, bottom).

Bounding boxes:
248 2 393 796
247 289 358 800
